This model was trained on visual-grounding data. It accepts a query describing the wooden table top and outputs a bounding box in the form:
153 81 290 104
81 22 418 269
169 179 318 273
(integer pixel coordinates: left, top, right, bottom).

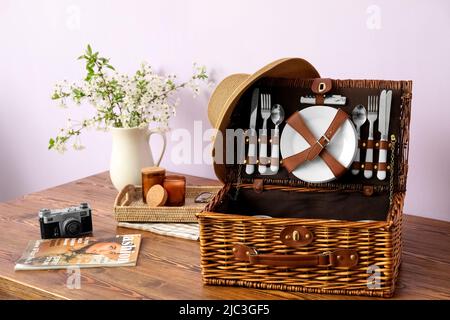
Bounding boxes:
0 172 449 300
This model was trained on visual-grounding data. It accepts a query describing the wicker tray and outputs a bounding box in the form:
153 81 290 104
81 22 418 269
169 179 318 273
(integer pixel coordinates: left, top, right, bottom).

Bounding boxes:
114 184 222 223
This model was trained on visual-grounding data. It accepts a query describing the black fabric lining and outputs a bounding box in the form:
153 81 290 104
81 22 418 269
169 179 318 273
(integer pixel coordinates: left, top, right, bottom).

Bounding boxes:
213 186 389 221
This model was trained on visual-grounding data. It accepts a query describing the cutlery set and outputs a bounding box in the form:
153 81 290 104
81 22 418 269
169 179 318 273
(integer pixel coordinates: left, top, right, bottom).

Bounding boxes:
245 88 285 176
245 87 393 181
351 90 392 180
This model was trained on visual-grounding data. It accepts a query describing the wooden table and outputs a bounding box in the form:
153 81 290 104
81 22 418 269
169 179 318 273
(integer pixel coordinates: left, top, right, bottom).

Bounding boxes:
0 172 448 300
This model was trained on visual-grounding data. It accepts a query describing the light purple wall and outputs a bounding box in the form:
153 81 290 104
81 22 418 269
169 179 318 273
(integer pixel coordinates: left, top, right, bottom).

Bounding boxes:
0 0 449 221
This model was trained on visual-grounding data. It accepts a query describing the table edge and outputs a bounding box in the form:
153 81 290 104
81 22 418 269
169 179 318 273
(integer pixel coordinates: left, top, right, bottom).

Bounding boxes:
0 275 69 300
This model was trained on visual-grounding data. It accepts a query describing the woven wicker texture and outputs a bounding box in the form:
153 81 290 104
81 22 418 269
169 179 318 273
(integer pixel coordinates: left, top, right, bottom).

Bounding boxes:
198 192 403 297
114 185 222 223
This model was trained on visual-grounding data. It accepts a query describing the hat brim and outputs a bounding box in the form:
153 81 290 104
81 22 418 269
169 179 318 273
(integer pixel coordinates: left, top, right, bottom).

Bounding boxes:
207 58 320 182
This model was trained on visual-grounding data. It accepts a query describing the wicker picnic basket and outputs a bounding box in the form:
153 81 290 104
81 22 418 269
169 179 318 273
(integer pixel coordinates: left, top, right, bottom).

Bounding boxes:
197 58 412 297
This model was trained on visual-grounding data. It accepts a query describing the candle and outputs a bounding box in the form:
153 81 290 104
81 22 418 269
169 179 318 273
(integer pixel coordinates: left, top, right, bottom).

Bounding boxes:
163 175 186 206
141 167 165 203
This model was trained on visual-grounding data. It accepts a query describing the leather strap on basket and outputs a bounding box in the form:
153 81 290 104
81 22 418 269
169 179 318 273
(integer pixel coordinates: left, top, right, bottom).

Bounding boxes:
312 78 332 105
233 244 358 268
282 109 348 177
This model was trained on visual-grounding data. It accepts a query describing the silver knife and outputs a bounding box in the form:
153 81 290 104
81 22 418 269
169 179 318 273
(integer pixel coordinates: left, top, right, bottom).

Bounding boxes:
377 90 392 180
245 88 259 175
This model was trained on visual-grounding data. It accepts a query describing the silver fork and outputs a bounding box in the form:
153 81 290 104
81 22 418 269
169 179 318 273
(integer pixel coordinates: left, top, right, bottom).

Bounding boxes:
364 96 378 179
259 94 271 174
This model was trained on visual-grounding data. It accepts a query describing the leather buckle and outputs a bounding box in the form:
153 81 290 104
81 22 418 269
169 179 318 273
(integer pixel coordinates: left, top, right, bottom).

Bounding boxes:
319 250 359 268
318 82 327 93
312 78 332 95
317 135 330 148
319 251 334 267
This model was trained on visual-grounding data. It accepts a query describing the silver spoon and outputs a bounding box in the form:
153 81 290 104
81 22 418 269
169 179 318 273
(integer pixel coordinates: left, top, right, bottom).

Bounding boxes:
269 104 285 174
351 104 367 175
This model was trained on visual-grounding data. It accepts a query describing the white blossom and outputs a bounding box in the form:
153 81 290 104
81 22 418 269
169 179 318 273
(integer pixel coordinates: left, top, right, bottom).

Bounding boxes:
50 53 207 152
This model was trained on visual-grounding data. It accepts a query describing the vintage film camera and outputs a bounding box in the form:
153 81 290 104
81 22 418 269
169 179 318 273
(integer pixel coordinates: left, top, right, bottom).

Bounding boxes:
39 203 93 239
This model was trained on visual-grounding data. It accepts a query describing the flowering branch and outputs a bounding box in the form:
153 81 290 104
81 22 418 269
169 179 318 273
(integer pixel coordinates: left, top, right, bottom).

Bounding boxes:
49 45 208 152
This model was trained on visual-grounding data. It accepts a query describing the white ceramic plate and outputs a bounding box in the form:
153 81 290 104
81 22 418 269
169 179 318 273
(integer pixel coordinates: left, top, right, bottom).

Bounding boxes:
280 106 357 183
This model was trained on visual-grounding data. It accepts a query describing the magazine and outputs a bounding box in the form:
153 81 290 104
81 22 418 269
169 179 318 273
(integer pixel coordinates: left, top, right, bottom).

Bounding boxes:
15 234 141 271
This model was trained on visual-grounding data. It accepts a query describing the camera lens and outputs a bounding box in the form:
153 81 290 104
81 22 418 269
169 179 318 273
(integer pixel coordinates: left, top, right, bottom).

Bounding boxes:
63 219 81 236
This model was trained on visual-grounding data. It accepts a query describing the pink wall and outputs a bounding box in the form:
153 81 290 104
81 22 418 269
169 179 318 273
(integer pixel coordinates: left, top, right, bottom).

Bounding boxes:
0 0 449 221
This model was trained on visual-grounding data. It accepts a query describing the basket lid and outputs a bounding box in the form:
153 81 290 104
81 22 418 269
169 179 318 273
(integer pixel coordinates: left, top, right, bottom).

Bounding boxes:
207 58 320 182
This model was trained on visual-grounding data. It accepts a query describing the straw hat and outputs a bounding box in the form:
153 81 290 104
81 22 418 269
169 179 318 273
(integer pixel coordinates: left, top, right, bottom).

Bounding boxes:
207 58 320 182
208 58 320 132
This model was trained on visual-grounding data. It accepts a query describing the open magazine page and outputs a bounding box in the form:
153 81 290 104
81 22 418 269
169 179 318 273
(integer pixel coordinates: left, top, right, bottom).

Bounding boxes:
15 234 141 270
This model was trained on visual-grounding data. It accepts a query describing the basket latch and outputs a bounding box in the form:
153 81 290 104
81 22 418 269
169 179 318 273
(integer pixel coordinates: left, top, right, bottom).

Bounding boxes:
280 226 313 247
311 78 332 105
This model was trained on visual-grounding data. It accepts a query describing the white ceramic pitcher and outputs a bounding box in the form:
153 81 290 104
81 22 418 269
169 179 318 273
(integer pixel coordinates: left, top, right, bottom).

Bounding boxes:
109 126 166 191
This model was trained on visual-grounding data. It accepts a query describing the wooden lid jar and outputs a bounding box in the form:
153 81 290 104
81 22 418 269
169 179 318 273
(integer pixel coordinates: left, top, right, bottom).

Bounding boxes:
141 167 166 203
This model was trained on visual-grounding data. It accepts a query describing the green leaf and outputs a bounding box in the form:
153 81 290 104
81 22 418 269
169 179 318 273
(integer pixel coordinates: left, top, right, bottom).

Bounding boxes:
86 65 94 74
106 65 115 70
77 55 85 60
51 92 60 100
72 88 85 98
87 44 92 55
48 138 55 150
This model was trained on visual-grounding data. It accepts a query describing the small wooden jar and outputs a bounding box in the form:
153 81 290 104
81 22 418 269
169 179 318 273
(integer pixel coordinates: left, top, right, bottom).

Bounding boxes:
141 167 165 203
163 175 186 206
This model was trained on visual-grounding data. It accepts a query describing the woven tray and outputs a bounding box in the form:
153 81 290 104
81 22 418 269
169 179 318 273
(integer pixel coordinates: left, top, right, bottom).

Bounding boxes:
114 184 222 223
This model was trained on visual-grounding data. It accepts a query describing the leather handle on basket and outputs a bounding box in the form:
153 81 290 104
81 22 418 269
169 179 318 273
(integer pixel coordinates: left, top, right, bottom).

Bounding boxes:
232 244 358 268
